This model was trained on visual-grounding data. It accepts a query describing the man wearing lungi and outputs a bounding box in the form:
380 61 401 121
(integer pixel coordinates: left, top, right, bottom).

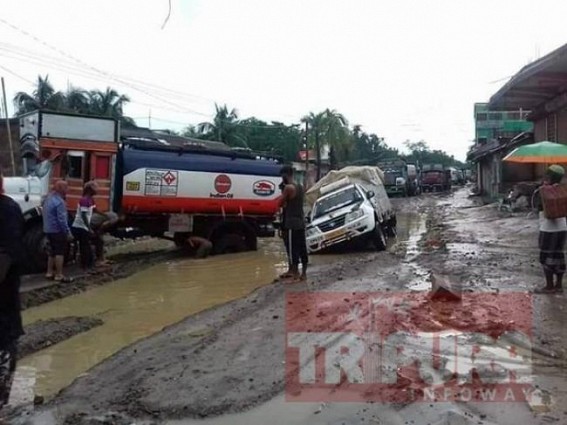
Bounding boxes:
536 165 566 294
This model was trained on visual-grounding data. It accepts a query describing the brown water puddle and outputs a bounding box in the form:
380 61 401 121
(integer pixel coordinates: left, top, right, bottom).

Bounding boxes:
19 239 291 398
17 212 422 400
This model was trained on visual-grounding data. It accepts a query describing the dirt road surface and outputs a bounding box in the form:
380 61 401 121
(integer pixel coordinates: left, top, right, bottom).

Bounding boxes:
6 189 567 425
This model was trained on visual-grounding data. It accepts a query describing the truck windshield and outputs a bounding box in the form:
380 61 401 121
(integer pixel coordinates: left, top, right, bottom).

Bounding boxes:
383 170 402 184
313 186 363 219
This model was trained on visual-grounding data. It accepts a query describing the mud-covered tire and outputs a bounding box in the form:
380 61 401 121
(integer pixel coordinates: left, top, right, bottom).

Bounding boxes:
23 223 48 273
213 232 248 255
372 224 387 251
386 217 397 238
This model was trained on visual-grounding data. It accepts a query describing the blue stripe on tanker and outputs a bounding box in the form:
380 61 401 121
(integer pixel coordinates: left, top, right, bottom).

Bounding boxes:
121 149 282 176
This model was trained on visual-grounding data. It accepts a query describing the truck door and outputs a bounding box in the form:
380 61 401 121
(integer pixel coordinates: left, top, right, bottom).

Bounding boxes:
89 152 113 212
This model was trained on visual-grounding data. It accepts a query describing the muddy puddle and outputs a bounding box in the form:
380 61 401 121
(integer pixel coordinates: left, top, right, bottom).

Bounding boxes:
18 239 298 399
395 211 431 291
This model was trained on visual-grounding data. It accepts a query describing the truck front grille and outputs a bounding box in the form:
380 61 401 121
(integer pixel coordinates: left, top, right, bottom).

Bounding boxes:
318 215 346 232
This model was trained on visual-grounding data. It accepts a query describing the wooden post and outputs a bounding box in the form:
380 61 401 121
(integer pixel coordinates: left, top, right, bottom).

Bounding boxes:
1 77 16 175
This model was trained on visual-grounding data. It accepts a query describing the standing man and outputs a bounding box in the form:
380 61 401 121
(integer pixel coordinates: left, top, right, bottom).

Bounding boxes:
278 165 308 281
43 180 74 282
0 173 25 409
278 181 293 279
535 165 567 294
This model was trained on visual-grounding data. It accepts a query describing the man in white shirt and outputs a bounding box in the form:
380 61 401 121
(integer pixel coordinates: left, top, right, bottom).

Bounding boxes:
536 165 567 294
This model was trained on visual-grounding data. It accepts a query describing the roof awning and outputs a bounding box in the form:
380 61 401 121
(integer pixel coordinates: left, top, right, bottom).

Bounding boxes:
489 43 567 112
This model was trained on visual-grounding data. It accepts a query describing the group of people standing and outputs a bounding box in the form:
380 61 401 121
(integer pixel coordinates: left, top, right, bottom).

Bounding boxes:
42 179 119 282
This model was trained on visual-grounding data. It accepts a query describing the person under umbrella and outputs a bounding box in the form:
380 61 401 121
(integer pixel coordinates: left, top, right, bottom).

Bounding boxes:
534 165 567 294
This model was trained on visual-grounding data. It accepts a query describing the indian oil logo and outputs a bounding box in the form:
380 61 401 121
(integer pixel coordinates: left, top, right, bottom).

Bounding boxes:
211 174 234 199
253 180 275 197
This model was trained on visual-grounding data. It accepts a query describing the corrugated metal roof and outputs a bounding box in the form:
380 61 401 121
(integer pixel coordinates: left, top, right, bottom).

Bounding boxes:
489 43 567 111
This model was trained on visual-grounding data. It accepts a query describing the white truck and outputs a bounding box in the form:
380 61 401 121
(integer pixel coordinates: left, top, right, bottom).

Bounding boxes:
304 166 396 253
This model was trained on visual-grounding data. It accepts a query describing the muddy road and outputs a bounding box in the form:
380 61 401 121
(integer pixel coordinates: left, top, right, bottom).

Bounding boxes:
5 190 567 425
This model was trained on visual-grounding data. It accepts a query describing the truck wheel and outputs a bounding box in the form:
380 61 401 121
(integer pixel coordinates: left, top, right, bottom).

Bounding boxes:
386 217 397 237
24 223 48 273
373 225 387 251
213 233 248 255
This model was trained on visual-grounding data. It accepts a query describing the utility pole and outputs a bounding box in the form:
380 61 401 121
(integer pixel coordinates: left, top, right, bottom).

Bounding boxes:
1 77 16 175
303 121 309 188
148 108 152 129
315 126 321 182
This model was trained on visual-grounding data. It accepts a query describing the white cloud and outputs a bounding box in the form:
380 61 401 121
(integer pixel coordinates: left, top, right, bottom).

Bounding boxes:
0 0 566 160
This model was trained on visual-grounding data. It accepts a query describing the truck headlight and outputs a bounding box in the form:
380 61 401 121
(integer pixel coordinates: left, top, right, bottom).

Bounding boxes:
346 209 364 223
306 226 319 237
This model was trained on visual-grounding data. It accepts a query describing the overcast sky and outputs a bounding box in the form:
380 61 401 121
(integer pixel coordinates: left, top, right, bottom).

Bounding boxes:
0 0 566 160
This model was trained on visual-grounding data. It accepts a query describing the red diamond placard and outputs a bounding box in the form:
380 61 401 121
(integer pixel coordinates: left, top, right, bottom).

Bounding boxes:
162 171 176 185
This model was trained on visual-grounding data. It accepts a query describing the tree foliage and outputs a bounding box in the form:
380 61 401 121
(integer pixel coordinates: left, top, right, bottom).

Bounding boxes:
13 77 461 168
403 140 464 167
13 74 136 127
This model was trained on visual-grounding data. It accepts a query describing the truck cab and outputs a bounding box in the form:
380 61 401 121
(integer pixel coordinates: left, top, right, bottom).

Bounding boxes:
306 175 395 253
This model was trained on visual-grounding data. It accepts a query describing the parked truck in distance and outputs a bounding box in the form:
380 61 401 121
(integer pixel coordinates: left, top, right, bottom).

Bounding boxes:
376 158 419 197
420 164 451 192
303 166 396 253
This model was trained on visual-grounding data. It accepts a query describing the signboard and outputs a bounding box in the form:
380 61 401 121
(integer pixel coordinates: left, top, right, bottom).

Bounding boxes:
145 169 178 196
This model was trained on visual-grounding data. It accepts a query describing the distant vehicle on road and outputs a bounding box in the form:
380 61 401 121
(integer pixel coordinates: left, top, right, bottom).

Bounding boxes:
376 158 419 197
420 164 451 192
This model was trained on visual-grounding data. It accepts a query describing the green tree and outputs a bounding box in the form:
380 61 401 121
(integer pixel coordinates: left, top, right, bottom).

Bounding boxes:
13 76 136 127
301 112 326 180
322 109 351 169
198 104 242 145
13 75 65 115
88 88 129 117
403 140 464 168
64 87 90 114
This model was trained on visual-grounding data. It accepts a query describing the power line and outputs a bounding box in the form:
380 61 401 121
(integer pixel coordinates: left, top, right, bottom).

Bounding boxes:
0 63 34 85
0 47 213 117
0 17 212 117
0 41 215 105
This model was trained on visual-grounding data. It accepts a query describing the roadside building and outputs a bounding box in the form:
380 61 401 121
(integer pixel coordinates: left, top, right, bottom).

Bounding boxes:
468 103 533 197
489 42 567 180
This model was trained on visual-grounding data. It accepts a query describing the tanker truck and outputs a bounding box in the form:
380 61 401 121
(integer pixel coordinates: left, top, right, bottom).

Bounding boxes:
3 111 283 271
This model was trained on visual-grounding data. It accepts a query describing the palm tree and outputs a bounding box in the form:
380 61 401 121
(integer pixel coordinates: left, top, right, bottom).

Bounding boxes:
88 88 130 118
13 75 66 115
302 109 351 180
322 109 350 169
65 87 90 114
198 104 240 145
301 111 326 180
